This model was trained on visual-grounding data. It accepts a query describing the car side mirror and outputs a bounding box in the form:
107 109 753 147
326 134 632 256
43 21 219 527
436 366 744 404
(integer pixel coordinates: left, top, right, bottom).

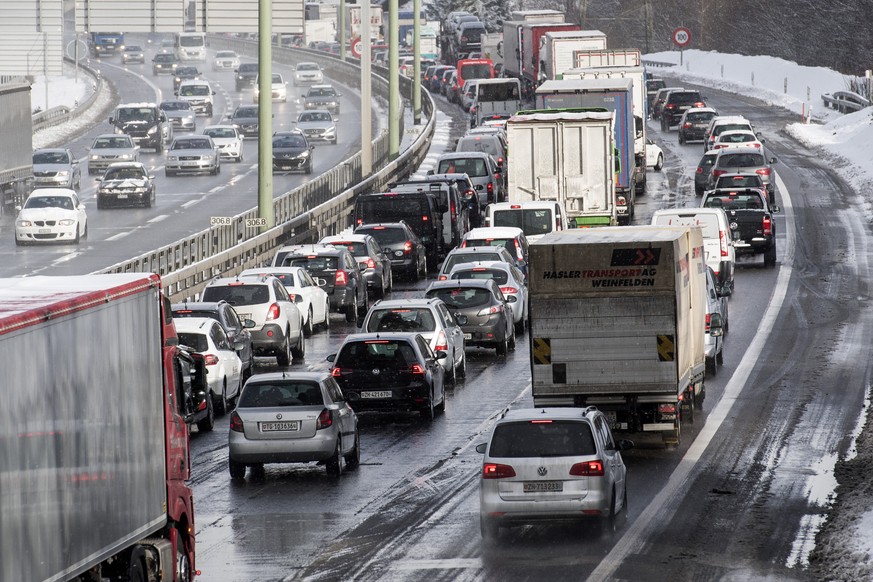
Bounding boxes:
475 443 487 454
771 205 781 213
717 282 732 298
233 338 246 351
504 295 517 303
435 350 448 360
358 263 367 271
212 90 216 95
619 439 634 451
326 353 336 363
148 175 156 180
455 313 468 325
426 169 434 175
769 157 777 164
709 312 724 337
108 117 115 124
77 204 86 211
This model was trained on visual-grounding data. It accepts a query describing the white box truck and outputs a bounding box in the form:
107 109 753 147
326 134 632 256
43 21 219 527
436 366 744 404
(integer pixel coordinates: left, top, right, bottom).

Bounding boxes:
539 30 608 82
502 11 564 79
506 110 617 227
528 226 711 446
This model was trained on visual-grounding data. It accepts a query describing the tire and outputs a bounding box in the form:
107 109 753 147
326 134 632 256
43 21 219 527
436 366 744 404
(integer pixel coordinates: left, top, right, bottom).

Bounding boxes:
291 327 305 361
410 263 420 282
601 492 617 537
175 531 192 582
128 557 147 582
305 162 313 175
82 222 88 240
496 333 508 356
326 439 343 476
345 303 356 322
196 394 215 433
357 288 369 318
303 308 314 337
155 140 163 154
705 356 717 377
74 228 80 245
678 133 685 145
229 458 246 480
764 245 777 268
322 301 331 330
344 431 361 470
695 187 703 197
716 348 724 366
655 154 664 171
508 325 516 351
514 314 526 335
206 105 213 117
144 190 152 208
214 381 228 415
446 358 457 388
480 517 499 543
276 332 291 366
420 392 435 421
457 352 467 379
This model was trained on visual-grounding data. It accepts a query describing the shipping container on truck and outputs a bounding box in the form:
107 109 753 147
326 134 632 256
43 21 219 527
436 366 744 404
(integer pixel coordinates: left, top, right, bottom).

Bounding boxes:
528 226 708 446
538 30 607 82
501 11 565 79
472 78 523 126
0 274 199 582
520 22 580 86
535 78 638 223
506 109 617 227
0 83 33 209
89 31 124 57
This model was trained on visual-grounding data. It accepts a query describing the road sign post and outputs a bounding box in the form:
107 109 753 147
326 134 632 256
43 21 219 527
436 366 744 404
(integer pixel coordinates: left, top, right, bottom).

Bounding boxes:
672 27 691 67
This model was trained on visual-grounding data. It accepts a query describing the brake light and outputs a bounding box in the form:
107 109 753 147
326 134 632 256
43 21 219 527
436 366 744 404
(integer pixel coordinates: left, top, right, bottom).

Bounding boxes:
762 215 772 236
665 104 675 110
422 215 429 222
712 169 726 178
229 411 244 432
356 218 363 225
204 354 219 366
335 270 348 285
466 189 476 199
705 312 711 332
719 230 729 257
483 463 516 479
316 408 333 430
500 286 518 295
683 122 692 128
756 167 771 177
696 166 704 174
450 201 457 218
266 303 281 321
515 244 523 260
487 182 493 193
569 460 604 476
478 305 501 316
460 240 467 248
435 331 448 352
497 156 504 165
438 275 448 281
403 241 413 254
693 101 706 107
366 258 376 269
331 367 342 377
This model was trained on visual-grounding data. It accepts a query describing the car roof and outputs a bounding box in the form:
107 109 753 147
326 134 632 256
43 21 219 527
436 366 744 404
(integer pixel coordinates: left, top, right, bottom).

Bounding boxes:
241 266 304 276
203 124 238 131
320 234 370 244
682 107 718 115
448 260 513 273
437 151 493 161
34 148 68 154
465 226 524 238
715 146 766 156
171 300 228 312
497 407 598 423
368 298 442 310
26 188 76 197
356 222 412 231
341 332 424 343
207 275 277 287
449 245 509 255
276 243 344 256
105 161 147 170
427 278 498 290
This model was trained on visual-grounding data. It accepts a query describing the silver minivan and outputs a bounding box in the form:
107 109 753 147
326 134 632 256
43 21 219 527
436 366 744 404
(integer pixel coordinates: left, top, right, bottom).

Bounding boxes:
432 151 502 206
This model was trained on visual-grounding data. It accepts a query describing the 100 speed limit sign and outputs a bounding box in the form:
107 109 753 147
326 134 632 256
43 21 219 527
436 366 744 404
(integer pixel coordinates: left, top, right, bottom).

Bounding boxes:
672 27 691 47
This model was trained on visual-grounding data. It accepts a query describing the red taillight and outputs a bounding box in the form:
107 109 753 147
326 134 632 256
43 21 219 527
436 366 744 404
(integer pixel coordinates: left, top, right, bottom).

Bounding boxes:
487 182 493 193
438 275 448 281
461 35 467 43
435 330 448 352
569 460 604 476
683 122 692 128
356 218 363 225
266 303 281 321
483 462 516 479
403 241 413 254
204 354 219 366
696 166 704 174
762 215 772 236
497 156 504 165
450 201 457 218
756 167 771 177
693 101 706 107
665 104 675 110
409 363 425 375
331 367 342 377
460 240 467 248
500 286 518 295
366 258 376 269
720 230 729 257
316 408 333 430
229 411 244 432
422 215 429 222
335 270 348 285
705 312 712 332
465 189 476 199
712 169 726 178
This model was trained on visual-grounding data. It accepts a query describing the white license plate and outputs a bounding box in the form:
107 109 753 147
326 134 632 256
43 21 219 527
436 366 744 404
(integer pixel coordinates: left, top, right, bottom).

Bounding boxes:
116 194 128 199
463 333 472 340
238 313 251 320
523 481 563 493
361 391 392 399
38 228 51 234
259 421 300 432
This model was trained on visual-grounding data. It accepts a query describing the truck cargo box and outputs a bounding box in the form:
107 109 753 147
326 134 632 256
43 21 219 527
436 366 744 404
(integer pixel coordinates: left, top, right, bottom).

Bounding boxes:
539 30 608 81
520 22 580 84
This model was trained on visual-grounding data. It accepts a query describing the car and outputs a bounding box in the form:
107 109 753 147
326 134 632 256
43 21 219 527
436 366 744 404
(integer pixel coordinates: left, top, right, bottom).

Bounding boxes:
390 178 468 255
171 300 256 381
354 222 428 281
326 332 447 419
253 73 288 103
447 71 462 104
646 77 666 110
174 316 243 416
703 116 757 152
228 371 360 479
457 21 486 53
650 86 682 121
14 188 87 245
426 172 483 228
271 244 368 322
96 162 156 208
121 45 145 64
455 133 506 171
228 104 260 138
484 201 566 242
319 234 393 299
109 102 172 152
712 129 764 150
234 62 259 91
695 150 720 196
645 139 664 171
303 84 342 114
440 68 457 97
212 50 240 71
238 266 331 336
159 100 197 133
176 79 215 116
425 278 516 355
432 151 503 206
428 65 452 92
32 148 81 190
703 266 729 377
272 130 314 174
701 187 778 267
293 61 324 85
660 89 705 130
172 65 201 92
476 406 633 541
438 245 517 281
460 79 483 112
711 172 766 193
360 298 466 385
295 110 337 144
202 125 244 162
201 275 305 366
677 107 719 144
165 135 220 176
459 226 529 278
708 147 777 193
152 51 179 75
446 260 528 334
88 133 138 175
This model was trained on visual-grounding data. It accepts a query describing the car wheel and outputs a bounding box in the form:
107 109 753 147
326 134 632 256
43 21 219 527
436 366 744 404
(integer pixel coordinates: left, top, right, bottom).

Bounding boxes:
291 327 305 361
410 263 420 282
144 190 152 208
305 161 313 175
322 300 331 330
82 222 88 240
764 245 777 268
446 357 457 388
196 394 215 433
716 348 724 366
74 228 80 245
228 458 246 480
456 352 466 379
326 438 343 476
214 380 228 415
601 491 617 537
419 391 435 421
206 105 213 117
496 333 508 356
678 133 685 145
695 187 703 196
155 140 163 154
345 302 356 323
276 332 291 366
508 324 516 351
344 430 361 470
655 153 664 171
303 307 314 337
357 288 369 317
480 516 499 543
514 313 526 335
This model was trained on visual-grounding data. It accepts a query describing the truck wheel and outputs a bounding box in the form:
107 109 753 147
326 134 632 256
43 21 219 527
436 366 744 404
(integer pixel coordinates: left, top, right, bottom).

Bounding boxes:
196 394 215 432
764 245 777 268
684 391 695 424
229 459 246 480
695 385 706 409
175 531 192 582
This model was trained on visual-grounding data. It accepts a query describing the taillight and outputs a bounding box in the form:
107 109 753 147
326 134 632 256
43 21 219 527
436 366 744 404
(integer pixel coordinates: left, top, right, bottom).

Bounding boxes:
335 270 348 285
683 122 692 128
478 305 501 316
204 354 219 366
500 286 517 295
331 367 342 377
229 411 244 432
705 312 712 332
450 201 456 218
712 169 726 178
569 460 604 476
461 35 467 43
438 275 448 281
422 215 429 222
483 462 516 479
460 240 467 248
487 182 493 193
409 363 426 375
403 241 413 254
762 215 772 236
465 188 475 199
696 166 704 174
266 303 281 321
435 330 448 352
497 156 504 165
719 230 729 257
515 244 523 260
693 101 706 107
366 258 376 269
756 167 771 177
316 408 333 430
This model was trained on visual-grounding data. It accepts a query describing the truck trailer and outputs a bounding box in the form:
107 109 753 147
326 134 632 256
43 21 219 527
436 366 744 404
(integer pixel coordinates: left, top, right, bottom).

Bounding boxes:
528 226 710 446
0 274 200 582
0 83 33 210
538 30 608 82
520 22 580 88
501 11 565 80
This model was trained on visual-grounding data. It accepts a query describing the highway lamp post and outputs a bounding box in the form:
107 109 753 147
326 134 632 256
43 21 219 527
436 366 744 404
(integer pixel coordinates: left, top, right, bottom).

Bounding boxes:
258 0 275 231
412 0 421 124
361 0 373 174
388 0 400 159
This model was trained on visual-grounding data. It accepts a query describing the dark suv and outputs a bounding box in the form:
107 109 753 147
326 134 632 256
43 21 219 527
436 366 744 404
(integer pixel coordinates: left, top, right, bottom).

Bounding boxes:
108 103 171 152
152 51 179 75
391 179 468 256
355 222 428 281
171 300 256 380
272 244 369 322
235 62 260 91
660 90 706 130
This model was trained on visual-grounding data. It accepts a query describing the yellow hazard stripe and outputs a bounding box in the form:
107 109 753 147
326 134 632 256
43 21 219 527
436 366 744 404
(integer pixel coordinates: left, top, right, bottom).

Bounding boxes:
657 335 675 362
533 338 551 365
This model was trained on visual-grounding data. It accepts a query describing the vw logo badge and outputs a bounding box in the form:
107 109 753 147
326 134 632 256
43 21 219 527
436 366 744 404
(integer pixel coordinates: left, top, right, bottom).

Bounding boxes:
276 413 283 420
537 466 548 476
372 368 381 375
730 222 738 230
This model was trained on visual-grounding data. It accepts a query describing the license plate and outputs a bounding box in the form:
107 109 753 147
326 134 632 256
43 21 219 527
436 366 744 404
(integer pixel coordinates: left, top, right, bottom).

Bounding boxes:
360 391 392 399
463 333 472 340
116 194 128 199
523 481 563 493
604 410 618 427
238 313 251 320
38 228 51 234
260 421 300 432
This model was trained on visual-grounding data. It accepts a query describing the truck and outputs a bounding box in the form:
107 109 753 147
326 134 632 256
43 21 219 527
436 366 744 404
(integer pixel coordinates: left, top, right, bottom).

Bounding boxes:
175 32 207 61
502 11 565 80
528 226 710 446
305 20 337 46
538 30 608 82
0 83 33 210
89 31 125 57
535 78 638 223
470 78 522 127
346 4 383 44
0 273 200 582
505 109 617 227
561 64 648 193
520 22 580 88
406 25 440 60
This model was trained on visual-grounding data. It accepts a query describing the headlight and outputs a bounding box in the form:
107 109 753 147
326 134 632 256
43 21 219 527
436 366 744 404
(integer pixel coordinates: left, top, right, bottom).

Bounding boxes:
297 150 310 159
120 153 132 160
90 154 100 160
56 171 70 178
17 220 32 227
58 219 75 226
168 155 178 161
148 126 158 134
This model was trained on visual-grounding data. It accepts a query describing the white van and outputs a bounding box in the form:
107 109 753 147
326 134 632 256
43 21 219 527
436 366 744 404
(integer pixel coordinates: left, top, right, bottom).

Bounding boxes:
651 207 735 291
485 201 566 243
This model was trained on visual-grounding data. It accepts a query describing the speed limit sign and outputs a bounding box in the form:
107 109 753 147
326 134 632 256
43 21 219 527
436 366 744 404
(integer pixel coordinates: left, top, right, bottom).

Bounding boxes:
350 37 362 58
672 27 691 48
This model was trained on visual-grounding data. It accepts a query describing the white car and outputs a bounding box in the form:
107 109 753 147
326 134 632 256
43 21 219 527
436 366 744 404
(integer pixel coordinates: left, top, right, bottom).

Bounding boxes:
253 73 288 103
212 50 240 71
712 129 764 151
446 260 528 334
292 61 324 85
174 316 243 416
202 125 244 162
15 188 87 245
238 267 331 336
646 138 664 171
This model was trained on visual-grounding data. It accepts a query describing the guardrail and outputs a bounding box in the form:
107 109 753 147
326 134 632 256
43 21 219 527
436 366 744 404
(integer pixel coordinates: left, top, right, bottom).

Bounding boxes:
98 40 437 303
821 90 870 113
641 59 676 69
32 57 103 133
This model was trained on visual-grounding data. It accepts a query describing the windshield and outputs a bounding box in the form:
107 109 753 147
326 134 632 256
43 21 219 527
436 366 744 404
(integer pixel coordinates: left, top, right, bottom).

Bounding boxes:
239 381 323 408
234 107 258 118
179 85 210 96
205 128 237 139
274 134 307 148
161 101 190 111
216 51 236 58
179 35 204 47
24 196 75 210
155 53 175 62
117 108 155 123
172 139 211 150
426 286 492 308
492 208 553 236
283 256 338 271
437 157 487 177
33 151 70 164
298 63 319 71
365 309 436 332
459 63 492 80
357 227 407 245
299 111 331 123
94 137 132 149
202 284 270 306
489 420 597 457
308 87 336 97
103 167 146 180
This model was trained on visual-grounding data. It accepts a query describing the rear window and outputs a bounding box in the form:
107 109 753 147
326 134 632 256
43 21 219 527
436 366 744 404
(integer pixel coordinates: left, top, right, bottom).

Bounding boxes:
652 214 719 239
669 92 702 104
457 137 501 157
492 208 553 236
282 256 339 271
685 111 715 123
459 27 485 44
365 309 436 332
718 153 765 168
715 175 762 189
713 123 751 137
238 381 324 407
202 284 269 306
426 286 492 308
173 309 219 321
459 63 491 80
450 268 508 285
444 252 502 272
358 197 430 230
335 340 416 368
703 193 765 210
698 153 718 170
436 158 487 177
178 332 209 352
489 420 597 457
464 238 513 252
357 226 407 245
324 241 368 256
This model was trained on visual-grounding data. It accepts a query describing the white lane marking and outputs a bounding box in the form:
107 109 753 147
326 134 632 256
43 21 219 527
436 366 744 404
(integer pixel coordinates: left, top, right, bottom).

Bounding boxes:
208 185 223 193
393 559 481 571
588 170 796 581
105 231 131 241
182 199 201 208
147 214 169 223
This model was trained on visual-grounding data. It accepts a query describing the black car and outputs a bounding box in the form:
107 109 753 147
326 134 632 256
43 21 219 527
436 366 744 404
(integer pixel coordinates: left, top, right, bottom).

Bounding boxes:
326 333 447 419
96 162 156 209
272 131 313 174
235 62 259 91
425 279 516 356
391 178 469 254
152 51 179 75
228 105 260 138
695 150 719 196
426 173 483 228
678 107 718 144
355 222 428 281
274 244 368 322
661 90 706 130
174 66 201 91
303 85 342 114
171 300 257 380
